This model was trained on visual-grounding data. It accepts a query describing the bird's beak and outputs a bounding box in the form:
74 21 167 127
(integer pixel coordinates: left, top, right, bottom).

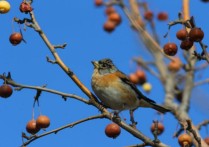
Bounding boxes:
91 61 99 68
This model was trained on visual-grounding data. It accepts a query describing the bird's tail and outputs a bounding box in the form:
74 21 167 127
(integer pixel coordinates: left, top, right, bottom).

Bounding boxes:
150 102 170 113
140 97 170 113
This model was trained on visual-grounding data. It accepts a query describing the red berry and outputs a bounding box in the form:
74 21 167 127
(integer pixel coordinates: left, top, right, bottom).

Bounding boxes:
144 11 153 21
129 73 139 84
163 43 178 56
178 133 192 147
105 123 121 138
103 21 116 33
26 119 40 134
150 122 164 135
108 12 121 26
94 0 103 6
176 29 188 41
188 27 204 42
135 70 146 85
204 137 209 145
0 84 13 98
36 115 50 128
9 33 23 45
105 6 115 16
157 12 168 21
180 39 193 50
168 57 182 72
19 2 33 13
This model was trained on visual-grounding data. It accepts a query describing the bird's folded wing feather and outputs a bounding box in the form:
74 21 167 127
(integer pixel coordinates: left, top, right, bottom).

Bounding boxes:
115 71 156 104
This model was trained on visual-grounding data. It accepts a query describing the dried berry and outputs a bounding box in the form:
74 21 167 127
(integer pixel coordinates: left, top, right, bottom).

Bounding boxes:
108 12 121 26
105 123 121 138
26 119 40 134
9 32 23 45
144 11 153 21
163 43 178 56
105 6 115 16
157 12 168 21
150 122 164 135
180 39 193 50
204 137 209 145
135 70 146 85
168 57 182 72
0 84 13 98
178 133 192 147
36 115 50 128
189 27 204 42
176 29 188 41
103 21 116 33
129 73 139 84
94 0 103 6
19 2 33 13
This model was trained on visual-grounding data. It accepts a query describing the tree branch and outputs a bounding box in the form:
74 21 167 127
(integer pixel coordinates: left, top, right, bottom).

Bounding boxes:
21 114 106 147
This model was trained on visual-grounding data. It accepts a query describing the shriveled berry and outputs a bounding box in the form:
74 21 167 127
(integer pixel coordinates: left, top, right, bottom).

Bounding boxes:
36 115 50 128
163 43 178 56
103 21 116 33
176 29 188 41
150 122 164 135
0 84 13 98
189 27 204 42
26 119 40 134
157 12 168 21
108 12 121 26
105 6 115 15
19 2 33 13
178 133 192 147
9 32 23 45
105 123 121 138
144 11 153 21
180 39 193 50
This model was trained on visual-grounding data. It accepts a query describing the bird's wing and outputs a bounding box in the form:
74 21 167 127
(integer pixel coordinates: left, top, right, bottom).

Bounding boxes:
115 71 156 104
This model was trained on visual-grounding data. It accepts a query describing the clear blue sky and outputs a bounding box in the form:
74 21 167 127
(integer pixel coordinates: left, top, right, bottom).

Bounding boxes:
1 1 209 147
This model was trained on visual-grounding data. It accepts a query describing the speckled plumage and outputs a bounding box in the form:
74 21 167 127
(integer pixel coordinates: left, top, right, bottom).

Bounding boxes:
91 58 170 113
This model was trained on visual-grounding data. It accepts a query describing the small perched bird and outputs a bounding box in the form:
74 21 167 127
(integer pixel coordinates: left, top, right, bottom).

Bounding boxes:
91 58 170 113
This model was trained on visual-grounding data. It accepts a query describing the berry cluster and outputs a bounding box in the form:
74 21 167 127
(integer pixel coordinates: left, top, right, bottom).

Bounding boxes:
163 17 205 57
94 0 121 33
26 115 50 134
129 69 152 93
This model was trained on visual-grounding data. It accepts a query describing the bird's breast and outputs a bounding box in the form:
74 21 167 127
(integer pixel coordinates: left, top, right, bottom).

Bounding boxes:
91 73 139 110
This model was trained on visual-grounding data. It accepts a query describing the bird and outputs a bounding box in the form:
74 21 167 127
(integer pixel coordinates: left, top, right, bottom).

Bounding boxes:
91 58 170 113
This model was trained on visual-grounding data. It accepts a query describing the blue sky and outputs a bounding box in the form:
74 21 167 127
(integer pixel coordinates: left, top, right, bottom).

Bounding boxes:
1 1 209 147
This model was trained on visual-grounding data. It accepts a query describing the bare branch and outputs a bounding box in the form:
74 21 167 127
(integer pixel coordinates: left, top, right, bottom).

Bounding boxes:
194 79 209 87
196 120 209 130
21 114 106 147
0 74 89 104
54 43 67 49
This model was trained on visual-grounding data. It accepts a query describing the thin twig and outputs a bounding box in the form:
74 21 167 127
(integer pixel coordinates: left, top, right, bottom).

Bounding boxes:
21 114 106 147
194 79 209 87
196 120 209 130
0 74 89 104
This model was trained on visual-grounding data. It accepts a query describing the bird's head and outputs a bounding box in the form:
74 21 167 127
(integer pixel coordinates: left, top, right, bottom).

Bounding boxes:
91 58 118 75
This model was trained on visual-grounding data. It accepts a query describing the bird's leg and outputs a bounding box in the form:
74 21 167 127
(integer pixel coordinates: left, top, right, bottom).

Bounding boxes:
129 110 137 128
152 120 160 144
112 111 121 123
